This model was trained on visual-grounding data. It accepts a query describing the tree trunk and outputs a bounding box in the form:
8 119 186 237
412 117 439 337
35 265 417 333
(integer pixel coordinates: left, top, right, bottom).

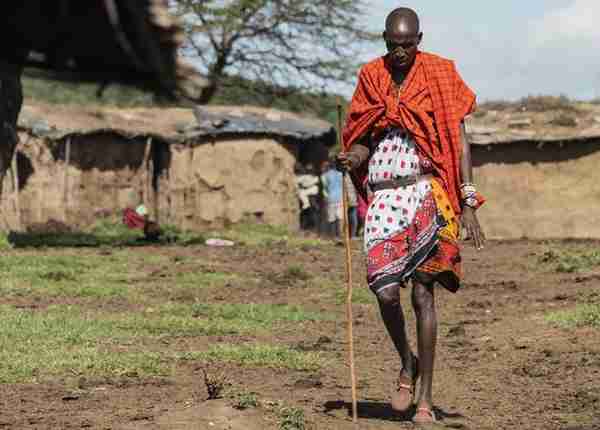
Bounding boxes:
197 80 218 105
196 53 229 104
0 62 24 205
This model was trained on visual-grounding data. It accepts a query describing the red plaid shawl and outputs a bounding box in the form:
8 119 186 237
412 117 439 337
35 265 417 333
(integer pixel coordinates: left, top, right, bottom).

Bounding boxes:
342 51 476 214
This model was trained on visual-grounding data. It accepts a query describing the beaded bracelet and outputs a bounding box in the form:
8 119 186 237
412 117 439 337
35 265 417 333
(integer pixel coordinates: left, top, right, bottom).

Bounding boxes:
460 183 485 210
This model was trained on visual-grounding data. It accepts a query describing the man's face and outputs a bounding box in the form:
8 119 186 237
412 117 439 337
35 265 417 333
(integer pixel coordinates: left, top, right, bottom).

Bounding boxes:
383 20 422 71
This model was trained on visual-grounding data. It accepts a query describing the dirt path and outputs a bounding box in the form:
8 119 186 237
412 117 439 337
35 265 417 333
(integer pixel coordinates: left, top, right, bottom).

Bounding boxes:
1 240 599 429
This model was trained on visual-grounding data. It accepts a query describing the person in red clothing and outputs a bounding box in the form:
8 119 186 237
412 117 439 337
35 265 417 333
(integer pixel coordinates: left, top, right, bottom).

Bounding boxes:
336 7 485 424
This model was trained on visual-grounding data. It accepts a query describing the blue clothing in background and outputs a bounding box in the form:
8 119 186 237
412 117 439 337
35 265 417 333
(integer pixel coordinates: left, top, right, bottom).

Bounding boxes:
322 168 344 203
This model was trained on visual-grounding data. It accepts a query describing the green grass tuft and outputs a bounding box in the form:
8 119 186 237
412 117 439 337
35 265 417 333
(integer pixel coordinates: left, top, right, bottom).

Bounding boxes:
179 344 324 371
538 249 600 273
279 406 306 430
546 304 600 328
232 392 259 410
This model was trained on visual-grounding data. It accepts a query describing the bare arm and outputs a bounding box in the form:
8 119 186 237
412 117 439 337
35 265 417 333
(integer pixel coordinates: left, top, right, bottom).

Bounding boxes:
459 122 485 249
336 134 370 172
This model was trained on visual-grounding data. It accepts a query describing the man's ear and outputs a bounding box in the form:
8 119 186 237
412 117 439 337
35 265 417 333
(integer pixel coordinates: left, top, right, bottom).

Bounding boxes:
382 30 387 41
417 32 423 45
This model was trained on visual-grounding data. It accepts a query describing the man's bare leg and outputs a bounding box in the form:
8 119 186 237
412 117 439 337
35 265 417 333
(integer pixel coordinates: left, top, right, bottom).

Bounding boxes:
411 280 437 413
375 284 417 410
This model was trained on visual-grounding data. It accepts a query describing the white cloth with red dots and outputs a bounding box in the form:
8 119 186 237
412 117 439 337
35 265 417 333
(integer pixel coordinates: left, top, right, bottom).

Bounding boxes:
364 129 434 252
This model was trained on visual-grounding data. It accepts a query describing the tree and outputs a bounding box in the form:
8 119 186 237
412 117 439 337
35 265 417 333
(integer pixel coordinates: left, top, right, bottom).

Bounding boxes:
0 0 203 204
173 0 377 104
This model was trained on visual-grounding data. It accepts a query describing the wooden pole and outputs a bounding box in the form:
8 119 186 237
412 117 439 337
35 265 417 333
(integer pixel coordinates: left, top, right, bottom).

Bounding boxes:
337 98 358 423
11 143 20 231
142 137 152 210
63 137 71 223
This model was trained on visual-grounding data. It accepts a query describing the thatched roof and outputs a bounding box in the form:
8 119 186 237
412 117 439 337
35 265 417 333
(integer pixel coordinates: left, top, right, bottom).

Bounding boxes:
17 99 600 148
17 101 336 146
467 102 600 145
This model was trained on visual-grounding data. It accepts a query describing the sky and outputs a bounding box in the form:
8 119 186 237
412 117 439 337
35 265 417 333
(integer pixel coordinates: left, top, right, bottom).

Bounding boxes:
362 0 600 101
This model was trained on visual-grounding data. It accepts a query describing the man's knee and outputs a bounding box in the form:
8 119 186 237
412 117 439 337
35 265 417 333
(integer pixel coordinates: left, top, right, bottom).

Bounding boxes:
375 284 401 307
412 282 434 312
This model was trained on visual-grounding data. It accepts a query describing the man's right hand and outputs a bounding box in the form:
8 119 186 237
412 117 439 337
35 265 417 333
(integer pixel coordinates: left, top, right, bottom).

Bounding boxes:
335 152 360 172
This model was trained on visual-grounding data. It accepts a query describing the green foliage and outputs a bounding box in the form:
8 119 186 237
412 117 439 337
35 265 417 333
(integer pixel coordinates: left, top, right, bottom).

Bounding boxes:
22 75 168 108
279 407 306 430
538 249 600 273
283 265 312 282
173 0 375 102
233 392 259 410
546 304 600 328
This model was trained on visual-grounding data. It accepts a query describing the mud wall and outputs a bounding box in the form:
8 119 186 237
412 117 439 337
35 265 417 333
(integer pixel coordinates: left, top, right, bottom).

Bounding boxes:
159 138 299 229
473 139 600 239
0 133 150 230
0 133 303 231
3 132 598 238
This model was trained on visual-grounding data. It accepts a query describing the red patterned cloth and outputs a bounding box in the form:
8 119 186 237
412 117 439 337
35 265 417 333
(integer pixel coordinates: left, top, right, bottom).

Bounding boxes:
342 51 476 215
123 208 145 230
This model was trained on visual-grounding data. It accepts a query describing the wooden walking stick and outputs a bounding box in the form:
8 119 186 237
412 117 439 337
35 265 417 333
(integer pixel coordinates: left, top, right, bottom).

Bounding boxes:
337 98 358 423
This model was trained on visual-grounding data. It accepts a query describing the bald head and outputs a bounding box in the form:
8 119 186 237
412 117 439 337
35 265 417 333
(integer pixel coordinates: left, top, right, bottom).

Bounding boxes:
383 7 422 71
385 7 420 34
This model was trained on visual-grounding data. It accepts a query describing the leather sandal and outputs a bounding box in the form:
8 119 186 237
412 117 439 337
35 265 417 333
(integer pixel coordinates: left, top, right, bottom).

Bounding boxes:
390 355 419 412
412 407 437 425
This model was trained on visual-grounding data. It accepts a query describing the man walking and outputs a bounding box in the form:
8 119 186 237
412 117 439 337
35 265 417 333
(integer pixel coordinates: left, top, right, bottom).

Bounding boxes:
321 159 344 237
336 7 485 424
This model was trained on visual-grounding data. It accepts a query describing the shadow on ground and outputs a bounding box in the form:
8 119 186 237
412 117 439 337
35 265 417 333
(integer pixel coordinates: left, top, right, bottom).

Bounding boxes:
323 400 465 424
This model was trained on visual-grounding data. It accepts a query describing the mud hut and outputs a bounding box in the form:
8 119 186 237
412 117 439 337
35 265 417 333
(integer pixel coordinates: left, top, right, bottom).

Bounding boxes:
0 102 334 232
468 103 600 239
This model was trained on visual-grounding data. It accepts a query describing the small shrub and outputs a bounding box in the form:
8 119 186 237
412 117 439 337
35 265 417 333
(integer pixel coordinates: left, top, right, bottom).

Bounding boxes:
479 100 515 111
279 407 305 430
518 95 577 112
284 265 311 282
202 367 229 400
233 392 259 410
549 114 578 127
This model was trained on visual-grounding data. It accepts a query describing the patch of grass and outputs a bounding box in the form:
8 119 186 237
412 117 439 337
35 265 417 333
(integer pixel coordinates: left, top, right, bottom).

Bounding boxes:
172 271 239 289
1 301 297 382
211 223 327 248
0 254 132 299
161 302 332 326
279 407 306 430
546 304 600 328
0 305 168 383
538 249 600 273
233 392 259 410
179 344 324 371
283 265 312 282
5 220 206 248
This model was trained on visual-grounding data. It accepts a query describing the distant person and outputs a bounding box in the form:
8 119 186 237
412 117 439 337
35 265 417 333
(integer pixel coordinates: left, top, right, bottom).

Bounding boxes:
123 205 162 241
320 160 344 237
295 163 320 230
335 7 486 424
344 174 358 237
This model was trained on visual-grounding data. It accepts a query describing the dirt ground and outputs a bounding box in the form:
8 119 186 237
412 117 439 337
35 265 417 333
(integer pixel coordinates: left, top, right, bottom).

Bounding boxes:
1 239 599 430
